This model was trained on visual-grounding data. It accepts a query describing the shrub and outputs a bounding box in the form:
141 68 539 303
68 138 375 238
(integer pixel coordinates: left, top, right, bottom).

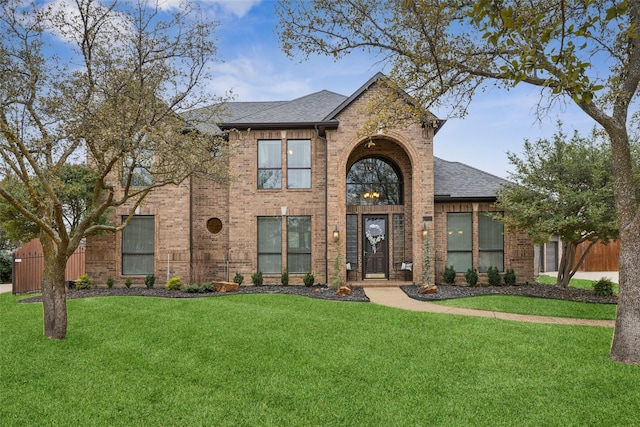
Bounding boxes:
184 284 202 293
251 271 263 286
281 268 289 286
233 272 244 285
465 268 479 286
0 252 12 283
487 266 501 286
443 265 456 284
124 278 133 288
165 277 183 290
303 271 315 287
75 274 92 289
200 282 213 292
593 278 614 296
106 276 114 288
144 274 156 289
503 269 516 286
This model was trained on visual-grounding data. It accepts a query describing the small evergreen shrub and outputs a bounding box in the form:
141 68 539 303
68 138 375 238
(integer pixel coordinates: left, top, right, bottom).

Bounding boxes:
106 276 114 288
165 276 183 290
303 271 315 287
465 268 479 286
443 265 456 284
281 268 289 286
251 271 263 286
144 274 156 289
200 282 213 292
593 278 614 296
124 278 132 288
487 266 501 286
233 272 244 285
503 269 516 286
184 284 202 293
75 274 92 289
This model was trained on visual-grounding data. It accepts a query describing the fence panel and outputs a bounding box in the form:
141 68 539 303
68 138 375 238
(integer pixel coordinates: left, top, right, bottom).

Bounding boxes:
13 240 85 295
576 240 620 272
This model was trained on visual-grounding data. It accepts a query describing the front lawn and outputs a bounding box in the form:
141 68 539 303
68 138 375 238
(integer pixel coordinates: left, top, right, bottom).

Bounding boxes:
1 292 638 426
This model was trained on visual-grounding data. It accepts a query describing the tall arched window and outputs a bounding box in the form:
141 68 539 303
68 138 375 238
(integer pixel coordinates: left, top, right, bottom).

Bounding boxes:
347 157 403 205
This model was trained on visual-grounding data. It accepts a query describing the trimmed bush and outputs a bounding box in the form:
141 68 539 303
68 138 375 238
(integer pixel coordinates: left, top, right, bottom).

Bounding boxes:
465 268 479 286
75 274 93 289
281 268 289 286
503 269 516 286
251 271 263 286
0 252 12 283
200 282 213 292
144 274 156 289
106 276 114 288
303 271 315 287
443 265 456 284
183 284 203 293
165 276 183 291
233 273 244 285
124 278 132 288
593 278 614 296
487 266 501 286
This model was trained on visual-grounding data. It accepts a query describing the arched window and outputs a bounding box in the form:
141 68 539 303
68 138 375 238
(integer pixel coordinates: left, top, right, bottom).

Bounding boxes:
346 157 403 205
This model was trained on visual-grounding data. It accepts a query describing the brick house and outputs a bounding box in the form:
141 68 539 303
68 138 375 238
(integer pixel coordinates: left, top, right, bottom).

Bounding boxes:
85 74 534 286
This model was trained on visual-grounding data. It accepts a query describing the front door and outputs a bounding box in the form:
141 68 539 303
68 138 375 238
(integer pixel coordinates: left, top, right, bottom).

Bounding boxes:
363 215 388 279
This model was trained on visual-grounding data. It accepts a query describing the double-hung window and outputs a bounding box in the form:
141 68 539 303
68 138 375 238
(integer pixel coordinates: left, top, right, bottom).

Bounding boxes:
258 140 282 189
287 139 311 189
447 213 472 272
287 216 311 273
478 212 504 272
122 216 155 275
258 216 282 273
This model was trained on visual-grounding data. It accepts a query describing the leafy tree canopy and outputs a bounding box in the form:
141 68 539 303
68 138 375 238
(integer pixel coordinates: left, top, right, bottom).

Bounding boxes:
496 125 618 286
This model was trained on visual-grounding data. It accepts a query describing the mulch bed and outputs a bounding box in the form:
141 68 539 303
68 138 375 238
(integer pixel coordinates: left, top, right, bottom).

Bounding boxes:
18 285 370 303
18 282 617 305
402 283 618 304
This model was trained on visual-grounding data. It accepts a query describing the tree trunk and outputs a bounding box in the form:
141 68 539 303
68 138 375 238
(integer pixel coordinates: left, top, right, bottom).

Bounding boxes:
607 124 640 363
610 223 640 363
556 241 576 288
40 235 68 340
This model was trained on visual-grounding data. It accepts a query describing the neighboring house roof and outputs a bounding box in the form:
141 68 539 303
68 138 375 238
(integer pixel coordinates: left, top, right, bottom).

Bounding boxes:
434 157 510 201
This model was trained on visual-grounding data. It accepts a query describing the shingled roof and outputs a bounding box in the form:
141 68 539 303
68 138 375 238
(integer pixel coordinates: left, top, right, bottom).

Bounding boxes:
434 157 510 201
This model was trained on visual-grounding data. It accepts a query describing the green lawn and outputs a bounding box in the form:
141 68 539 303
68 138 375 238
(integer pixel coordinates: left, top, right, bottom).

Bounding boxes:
1 292 638 426
435 276 618 320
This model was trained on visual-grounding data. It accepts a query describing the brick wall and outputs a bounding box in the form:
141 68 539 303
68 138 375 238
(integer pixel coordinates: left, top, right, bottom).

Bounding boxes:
433 202 535 284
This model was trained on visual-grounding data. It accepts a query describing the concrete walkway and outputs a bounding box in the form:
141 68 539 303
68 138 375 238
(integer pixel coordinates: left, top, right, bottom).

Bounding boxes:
0 283 11 294
363 287 615 328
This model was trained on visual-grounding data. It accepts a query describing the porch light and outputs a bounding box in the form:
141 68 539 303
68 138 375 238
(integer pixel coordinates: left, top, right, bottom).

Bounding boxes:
422 224 428 238
333 226 340 242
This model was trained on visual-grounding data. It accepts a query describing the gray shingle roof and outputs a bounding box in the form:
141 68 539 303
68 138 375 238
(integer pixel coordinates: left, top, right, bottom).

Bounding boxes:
434 157 510 200
222 90 347 126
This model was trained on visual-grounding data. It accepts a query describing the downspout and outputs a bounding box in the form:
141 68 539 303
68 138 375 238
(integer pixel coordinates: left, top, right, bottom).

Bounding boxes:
316 125 329 284
189 175 193 284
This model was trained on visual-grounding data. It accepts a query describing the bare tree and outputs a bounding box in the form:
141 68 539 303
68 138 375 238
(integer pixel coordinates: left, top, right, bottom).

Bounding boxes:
0 0 230 339
277 0 640 363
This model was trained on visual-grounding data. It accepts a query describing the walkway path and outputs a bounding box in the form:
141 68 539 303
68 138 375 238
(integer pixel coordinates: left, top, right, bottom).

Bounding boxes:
363 287 615 328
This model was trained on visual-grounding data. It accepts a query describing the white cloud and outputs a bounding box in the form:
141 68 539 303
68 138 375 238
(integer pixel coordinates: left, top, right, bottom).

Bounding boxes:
158 0 262 17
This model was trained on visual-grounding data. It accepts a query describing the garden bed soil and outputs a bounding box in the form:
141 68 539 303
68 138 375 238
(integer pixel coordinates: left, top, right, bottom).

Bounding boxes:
402 283 618 304
18 282 617 305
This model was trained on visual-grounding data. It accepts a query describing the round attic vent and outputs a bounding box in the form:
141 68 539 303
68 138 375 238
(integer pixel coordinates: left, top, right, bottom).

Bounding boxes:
206 218 223 234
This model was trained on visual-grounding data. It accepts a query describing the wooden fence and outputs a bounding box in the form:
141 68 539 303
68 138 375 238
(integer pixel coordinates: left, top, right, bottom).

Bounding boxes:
576 239 620 272
12 239 85 295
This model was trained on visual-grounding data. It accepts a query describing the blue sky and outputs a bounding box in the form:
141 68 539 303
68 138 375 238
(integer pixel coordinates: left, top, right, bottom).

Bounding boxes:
182 1 597 178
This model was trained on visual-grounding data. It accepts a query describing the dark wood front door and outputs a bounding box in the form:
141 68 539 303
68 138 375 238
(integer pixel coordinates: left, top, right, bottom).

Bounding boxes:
363 215 388 279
